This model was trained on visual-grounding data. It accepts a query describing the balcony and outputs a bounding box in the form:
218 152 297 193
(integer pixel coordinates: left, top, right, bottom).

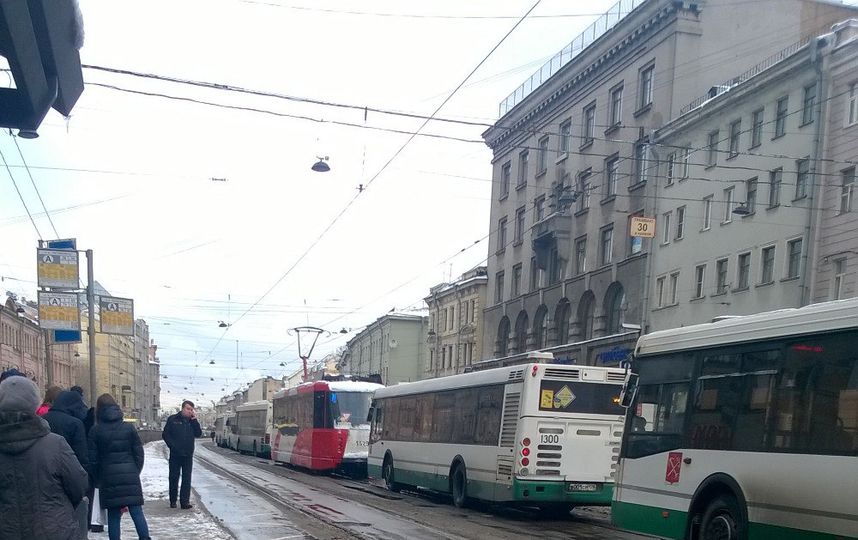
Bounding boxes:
532 212 573 270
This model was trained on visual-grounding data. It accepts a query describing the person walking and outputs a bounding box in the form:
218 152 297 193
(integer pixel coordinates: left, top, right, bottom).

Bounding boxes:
88 394 150 540
0 376 88 539
162 400 201 509
44 390 91 540
36 385 63 416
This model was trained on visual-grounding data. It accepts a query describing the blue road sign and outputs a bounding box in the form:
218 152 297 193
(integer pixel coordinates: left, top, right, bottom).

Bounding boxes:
46 238 76 250
54 330 82 343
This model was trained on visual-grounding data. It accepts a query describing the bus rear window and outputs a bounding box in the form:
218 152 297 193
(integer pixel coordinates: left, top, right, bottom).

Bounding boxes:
538 381 623 415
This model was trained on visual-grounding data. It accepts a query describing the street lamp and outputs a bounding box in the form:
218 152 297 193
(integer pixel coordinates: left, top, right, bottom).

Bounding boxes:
217 320 230 328
311 156 331 172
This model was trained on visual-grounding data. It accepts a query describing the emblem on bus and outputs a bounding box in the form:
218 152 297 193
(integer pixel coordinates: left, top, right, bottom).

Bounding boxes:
665 452 682 484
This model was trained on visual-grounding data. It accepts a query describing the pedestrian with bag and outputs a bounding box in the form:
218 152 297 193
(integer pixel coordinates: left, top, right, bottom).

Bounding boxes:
162 400 201 509
0 377 88 539
43 390 91 540
88 394 150 540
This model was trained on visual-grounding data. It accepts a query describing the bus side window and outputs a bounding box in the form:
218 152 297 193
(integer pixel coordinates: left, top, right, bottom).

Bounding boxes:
370 404 383 443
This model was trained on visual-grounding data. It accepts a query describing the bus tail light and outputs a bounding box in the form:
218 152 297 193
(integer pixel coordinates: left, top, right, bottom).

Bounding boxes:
522 437 531 447
521 457 530 466
531 365 539 377
521 447 530 456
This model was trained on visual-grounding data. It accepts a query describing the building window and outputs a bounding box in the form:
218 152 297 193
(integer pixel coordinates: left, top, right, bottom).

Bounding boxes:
514 206 526 243
662 211 672 244
751 108 764 148
610 84 623 127
681 145 691 178
635 142 649 184
746 178 757 214
833 258 847 300
716 258 729 294
723 187 735 223
675 206 686 240
840 167 854 215
669 272 679 305
577 171 591 212
802 84 816 125
703 195 713 230
535 196 546 222
517 150 528 188
787 238 802 279
537 136 549 174
849 83 857 126
629 213 643 255
737 252 751 290
605 155 619 196
495 272 505 303
694 264 706 299
575 236 587 275
729 120 741 157
795 158 809 199
601 227 613 266
655 276 666 308
512 264 522 297
769 168 782 208
639 64 654 110
530 257 541 291
775 96 788 138
500 162 511 199
497 217 507 252
665 152 676 186
548 248 562 284
707 130 719 167
583 103 596 145
559 119 572 154
760 245 775 284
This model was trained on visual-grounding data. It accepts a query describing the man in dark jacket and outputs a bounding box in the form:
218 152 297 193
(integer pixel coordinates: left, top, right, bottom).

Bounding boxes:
162 400 202 509
0 377 88 540
44 390 91 540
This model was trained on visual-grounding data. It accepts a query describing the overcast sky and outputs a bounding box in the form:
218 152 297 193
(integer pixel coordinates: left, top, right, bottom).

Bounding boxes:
10 0 838 408
0 0 622 407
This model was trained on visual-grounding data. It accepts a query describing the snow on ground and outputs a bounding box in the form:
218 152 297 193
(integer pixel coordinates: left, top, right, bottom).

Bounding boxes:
112 441 234 540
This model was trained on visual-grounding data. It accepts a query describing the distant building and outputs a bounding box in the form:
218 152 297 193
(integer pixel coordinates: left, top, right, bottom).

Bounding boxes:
147 339 161 425
244 376 283 402
424 266 488 378
341 312 428 385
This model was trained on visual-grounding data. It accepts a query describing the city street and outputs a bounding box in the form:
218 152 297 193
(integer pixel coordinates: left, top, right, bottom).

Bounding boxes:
190 442 654 540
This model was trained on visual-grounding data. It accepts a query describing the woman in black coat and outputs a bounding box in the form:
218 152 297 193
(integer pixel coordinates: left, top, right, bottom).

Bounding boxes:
88 394 150 540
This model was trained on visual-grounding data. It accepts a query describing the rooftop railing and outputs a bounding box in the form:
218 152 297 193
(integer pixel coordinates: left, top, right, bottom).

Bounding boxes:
498 0 648 117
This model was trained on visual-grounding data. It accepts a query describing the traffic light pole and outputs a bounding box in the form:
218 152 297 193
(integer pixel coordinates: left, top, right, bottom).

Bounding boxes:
86 249 96 403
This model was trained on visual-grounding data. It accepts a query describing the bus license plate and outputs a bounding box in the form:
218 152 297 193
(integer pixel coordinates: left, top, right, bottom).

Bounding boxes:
567 482 599 492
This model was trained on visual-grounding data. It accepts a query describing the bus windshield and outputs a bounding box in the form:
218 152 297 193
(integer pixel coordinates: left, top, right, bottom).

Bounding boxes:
331 392 373 427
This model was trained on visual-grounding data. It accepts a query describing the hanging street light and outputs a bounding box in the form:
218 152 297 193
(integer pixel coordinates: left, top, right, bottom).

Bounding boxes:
311 156 331 173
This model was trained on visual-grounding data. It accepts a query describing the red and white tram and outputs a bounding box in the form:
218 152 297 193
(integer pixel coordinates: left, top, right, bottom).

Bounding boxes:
270 378 383 474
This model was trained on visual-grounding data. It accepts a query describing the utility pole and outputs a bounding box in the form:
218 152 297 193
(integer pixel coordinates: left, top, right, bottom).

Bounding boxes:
43 328 53 386
86 249 96 403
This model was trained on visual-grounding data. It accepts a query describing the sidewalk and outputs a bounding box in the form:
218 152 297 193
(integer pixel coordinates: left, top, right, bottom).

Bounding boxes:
104 441 233 540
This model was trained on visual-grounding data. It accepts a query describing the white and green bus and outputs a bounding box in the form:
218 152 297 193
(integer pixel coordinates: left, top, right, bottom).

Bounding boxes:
367 356 627 512
613 298 858 540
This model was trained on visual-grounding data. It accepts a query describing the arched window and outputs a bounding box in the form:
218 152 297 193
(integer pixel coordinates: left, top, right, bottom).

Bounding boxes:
577 291 596 340
514 311 529 353
605 282 626 334
497 316 510 357
555 299 571 345
532 305 548 349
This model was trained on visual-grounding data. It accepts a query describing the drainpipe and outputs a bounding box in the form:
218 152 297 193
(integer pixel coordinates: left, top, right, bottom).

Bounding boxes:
639 135 661 333
802 36 830 306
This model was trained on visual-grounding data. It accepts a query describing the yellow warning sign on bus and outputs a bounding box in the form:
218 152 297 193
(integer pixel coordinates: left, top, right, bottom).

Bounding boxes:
540 389 554 409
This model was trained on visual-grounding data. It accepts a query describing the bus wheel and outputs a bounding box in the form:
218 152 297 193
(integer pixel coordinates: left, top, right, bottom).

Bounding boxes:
382 456 401 493
700 496 745 540
451 463 468 509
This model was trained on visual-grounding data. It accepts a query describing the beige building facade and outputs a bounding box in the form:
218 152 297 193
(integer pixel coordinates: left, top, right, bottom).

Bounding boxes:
341 312 428 385
425 266 487 378
482 0 858 365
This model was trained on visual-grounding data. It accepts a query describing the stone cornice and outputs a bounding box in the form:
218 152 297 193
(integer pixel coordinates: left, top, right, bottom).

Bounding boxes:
484 3 680 154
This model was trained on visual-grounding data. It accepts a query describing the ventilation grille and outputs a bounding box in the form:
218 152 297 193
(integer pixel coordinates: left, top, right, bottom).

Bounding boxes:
496 461 513 478
544 368 580 380
499 392 521 447
607 372 627 382
508 369 524 382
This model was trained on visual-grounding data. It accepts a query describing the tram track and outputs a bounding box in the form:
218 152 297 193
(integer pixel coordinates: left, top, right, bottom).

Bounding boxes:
199 443 652 540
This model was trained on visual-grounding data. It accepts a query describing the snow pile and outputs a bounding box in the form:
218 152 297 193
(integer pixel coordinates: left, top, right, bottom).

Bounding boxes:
117 441 233 540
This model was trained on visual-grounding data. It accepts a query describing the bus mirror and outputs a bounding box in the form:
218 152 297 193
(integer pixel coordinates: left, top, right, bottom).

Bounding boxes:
620 373 639 409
